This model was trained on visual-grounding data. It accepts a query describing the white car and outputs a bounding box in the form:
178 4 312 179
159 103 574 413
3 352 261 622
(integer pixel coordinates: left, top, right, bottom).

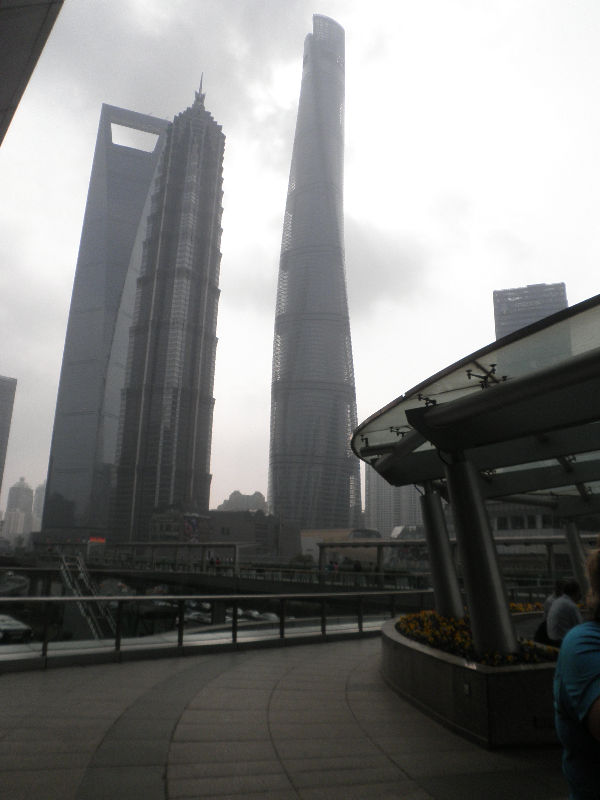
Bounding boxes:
0 614 33 643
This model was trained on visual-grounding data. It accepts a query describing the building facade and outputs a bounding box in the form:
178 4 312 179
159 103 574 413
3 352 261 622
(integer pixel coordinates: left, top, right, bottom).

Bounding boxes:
490 282 568 542
0 375 16 501
364 465 423 537
269 15 360 530
31 481 45 531
493 282 568 338
4 476 33 540
113 90 224 541
43 106 169 541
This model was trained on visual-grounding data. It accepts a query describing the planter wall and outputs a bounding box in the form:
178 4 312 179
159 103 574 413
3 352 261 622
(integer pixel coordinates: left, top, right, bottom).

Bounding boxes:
381 619 557 748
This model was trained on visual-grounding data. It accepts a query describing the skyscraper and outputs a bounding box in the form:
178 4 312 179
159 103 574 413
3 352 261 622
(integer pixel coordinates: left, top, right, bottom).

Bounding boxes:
113 90 224 541
0 375 16 501
269 15 360 530
4 477 33 539
489 282 568 540
43 105 169 540
364 466 423 537
493 282 568 338
44 91 224 543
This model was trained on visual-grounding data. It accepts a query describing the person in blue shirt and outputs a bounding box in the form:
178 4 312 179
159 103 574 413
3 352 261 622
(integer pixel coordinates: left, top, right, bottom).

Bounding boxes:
554 548 600 799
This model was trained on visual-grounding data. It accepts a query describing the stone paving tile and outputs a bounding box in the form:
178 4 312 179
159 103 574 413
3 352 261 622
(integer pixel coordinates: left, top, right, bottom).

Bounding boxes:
267 707 354 724
19 703 126 720
372 733 483 754
0 750 90 770
0 767 87 800
0 738 98 755
298 780 435 799
173 722 270 742
274 737 382 760
290 764 406 788
170 740 277 763
269 721 365 740
188 688 273 710
170 771 294 798
75 764 165 800
180 707 269 725
418 770 566 800
282 754 402 775
207 677 280 689
91 739 168 766
185 792 299 800
268 691 346 712
4 724 106 743
390 748 564 779
169 759 285 779
98 716 174 740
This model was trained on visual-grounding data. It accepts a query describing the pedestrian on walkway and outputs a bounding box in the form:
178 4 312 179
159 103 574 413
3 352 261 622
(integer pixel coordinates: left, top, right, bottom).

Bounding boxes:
553 550 600 799
547 579 582 646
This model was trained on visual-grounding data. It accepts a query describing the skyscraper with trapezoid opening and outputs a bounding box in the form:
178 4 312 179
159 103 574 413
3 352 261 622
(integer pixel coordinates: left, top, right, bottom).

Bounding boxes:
269 15 360 530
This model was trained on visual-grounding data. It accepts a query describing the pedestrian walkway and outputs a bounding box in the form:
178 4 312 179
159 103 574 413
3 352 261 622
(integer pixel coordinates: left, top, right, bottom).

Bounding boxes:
0 638 566 799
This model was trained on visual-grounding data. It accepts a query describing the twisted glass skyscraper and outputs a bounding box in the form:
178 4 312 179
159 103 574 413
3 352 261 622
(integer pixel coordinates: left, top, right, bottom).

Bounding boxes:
269 15 360 529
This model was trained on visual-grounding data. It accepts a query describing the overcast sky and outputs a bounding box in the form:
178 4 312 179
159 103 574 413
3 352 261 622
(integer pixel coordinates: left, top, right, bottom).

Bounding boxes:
1 0 600 511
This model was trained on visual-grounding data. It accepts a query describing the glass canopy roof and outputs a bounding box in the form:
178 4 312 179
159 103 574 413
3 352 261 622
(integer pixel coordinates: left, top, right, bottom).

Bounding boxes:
351 294 600 518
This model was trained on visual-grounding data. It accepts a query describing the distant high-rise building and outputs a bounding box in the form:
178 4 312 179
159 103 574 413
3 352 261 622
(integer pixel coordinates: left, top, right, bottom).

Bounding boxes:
217 491 268 513
31 481 45 531
43 105 170 541
364 466 423 537
4 477 33 538
490 282 568 541
269 15 360 530
0 375 16 501
493 282 568 339
113 90 224 541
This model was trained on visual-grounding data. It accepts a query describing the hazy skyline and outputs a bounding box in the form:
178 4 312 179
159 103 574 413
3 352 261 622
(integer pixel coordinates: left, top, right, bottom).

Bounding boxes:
2 0 600 510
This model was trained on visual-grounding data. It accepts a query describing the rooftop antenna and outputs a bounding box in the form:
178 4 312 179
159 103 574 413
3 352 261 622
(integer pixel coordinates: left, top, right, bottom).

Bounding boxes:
195 73 205 104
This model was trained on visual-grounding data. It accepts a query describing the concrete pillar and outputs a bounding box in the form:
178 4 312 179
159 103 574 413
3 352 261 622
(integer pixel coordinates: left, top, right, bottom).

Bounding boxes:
420 484 464 618
565 521 589 596
444 455 518 656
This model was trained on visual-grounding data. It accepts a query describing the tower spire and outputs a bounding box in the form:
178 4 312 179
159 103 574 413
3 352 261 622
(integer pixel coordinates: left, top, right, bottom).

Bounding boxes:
195 74 205 105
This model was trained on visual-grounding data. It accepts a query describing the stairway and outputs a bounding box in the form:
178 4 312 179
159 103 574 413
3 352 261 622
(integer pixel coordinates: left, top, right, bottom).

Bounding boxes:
59 555 116 639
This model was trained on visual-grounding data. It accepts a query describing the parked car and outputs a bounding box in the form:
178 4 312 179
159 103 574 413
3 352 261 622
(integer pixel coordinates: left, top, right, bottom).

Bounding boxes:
0 614 33 643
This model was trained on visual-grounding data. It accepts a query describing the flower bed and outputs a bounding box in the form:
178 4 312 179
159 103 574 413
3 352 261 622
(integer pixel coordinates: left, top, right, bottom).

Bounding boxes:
381 617 558 748
396 610 557 666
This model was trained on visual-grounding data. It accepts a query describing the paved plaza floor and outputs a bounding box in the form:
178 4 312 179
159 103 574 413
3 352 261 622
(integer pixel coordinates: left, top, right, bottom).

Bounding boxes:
0 638 567 799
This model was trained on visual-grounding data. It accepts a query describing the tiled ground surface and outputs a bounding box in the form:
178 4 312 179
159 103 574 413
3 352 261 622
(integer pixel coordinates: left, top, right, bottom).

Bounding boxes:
0 638 567 799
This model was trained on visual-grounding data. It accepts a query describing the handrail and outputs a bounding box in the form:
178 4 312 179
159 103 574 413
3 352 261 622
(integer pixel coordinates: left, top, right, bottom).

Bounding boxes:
0 588 434 673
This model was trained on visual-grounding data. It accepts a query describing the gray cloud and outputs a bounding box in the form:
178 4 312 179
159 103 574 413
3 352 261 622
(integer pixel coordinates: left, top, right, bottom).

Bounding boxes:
345 216 430 316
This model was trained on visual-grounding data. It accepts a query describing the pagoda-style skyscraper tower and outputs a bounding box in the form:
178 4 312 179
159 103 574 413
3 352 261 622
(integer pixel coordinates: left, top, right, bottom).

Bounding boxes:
113 90 224 540
269 15 360 529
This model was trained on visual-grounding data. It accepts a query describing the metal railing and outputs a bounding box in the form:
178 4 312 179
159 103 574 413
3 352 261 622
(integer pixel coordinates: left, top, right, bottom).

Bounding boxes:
0 589 434 672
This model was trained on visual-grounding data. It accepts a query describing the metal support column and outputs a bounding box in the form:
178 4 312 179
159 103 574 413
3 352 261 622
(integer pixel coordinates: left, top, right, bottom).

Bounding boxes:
546 543 555 582
444 455 518 656
376 545 384 588
565 521 589 595
318 545 326 582
420 483 464 618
